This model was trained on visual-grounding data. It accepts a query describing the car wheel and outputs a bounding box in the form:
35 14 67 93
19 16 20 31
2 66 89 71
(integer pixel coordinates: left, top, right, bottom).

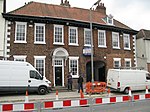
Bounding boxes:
38 87 47 95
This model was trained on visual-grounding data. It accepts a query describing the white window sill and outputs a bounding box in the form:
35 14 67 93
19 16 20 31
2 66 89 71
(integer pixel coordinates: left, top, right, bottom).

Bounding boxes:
69 43 79 46
34 42 46 45
124 48 131 50
53 43 64 45
98 45 107 48
113 47 120 50
14 41 27 44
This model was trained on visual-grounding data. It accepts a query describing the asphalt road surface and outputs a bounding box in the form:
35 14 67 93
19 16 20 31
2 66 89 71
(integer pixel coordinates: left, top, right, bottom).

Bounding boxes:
42 100 150 112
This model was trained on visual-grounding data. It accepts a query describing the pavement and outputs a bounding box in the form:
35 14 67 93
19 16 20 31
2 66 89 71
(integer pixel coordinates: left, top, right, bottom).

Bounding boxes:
0 89 111 103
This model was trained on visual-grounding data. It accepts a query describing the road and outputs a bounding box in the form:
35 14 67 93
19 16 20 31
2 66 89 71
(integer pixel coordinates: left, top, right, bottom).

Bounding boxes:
0 90 146 103
42 100 150 112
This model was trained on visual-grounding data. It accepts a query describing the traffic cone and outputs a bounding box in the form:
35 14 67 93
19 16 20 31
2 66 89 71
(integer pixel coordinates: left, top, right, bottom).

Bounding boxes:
146 86 149 94
128 87 132 97
25 90 29 103
108 88 111 97
56 90 59 100
80 89 84 98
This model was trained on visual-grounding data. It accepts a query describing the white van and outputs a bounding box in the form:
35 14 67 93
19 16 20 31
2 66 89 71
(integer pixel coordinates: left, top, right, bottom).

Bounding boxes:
0 60 51 95
107 69 150 94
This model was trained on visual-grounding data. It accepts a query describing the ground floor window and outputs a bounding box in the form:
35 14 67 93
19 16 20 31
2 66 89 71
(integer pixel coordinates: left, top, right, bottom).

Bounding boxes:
69 56 79 78
113 58 121 68
13 55 26 62
34 56 46 76
125 58 131 68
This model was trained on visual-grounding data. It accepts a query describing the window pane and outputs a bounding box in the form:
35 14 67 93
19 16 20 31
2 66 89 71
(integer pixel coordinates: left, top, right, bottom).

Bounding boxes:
69 28 77 44
35 59 44 76
54 26 63 43
84 30 91 45
16 24 26 41
70 60 78 76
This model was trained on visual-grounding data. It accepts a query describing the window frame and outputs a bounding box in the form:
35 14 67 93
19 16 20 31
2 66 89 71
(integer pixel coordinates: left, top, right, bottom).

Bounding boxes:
112 32 120 49
124 58 131 68
68 26 78 46
123 34 130 50
34 23 46 44
113 58 121 68
34 56 46 76
98 30 107 48
69 56 79 78
84 28 91 46
15 22 27 43
13 55 27 62
53 24 64 45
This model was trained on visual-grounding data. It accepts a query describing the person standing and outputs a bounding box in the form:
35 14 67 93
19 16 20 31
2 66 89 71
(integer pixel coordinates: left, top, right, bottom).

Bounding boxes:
67 72 73 91
78 74 84 93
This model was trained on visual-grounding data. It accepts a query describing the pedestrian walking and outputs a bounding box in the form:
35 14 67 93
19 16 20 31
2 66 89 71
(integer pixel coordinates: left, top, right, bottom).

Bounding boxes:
78 74 84 93
67 72 73 91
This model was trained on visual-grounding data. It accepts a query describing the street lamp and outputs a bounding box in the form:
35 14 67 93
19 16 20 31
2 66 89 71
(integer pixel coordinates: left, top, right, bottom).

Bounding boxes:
90 0 101 83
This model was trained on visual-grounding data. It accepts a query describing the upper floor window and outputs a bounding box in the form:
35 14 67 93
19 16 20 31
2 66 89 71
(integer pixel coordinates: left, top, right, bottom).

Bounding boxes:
125 58 131 68
15 22 27 43
34 23 45 44
69 57 79 78
69 27 78 45
98 30 106 48
113 58 121 68
34 56 46 76
112 32 120 49
54 25 64 45
84 28 91 46
123 34 130 50
13 55 27 62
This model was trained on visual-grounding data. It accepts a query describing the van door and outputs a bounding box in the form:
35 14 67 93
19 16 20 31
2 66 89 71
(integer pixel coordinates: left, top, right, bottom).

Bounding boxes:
146 73 150 89
28 70 43 92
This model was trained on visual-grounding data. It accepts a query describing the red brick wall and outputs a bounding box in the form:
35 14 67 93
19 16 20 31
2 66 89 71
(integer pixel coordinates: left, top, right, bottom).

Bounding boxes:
8 21 135 86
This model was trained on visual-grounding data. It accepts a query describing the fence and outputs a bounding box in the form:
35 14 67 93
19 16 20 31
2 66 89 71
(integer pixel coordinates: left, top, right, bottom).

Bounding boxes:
0 93 150 111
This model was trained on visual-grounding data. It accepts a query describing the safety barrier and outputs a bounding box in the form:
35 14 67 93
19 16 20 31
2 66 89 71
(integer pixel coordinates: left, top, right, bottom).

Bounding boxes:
0 93 150 111
41 98 89 110
86 82 106 94
0 102 38 111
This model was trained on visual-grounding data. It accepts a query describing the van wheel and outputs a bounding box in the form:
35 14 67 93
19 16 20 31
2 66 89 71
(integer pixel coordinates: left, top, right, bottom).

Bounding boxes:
124 88 129 94
38 87 47 95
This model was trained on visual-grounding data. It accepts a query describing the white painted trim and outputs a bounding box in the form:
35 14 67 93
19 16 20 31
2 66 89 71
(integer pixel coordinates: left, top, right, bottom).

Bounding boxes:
98 30 107 48
112 32 120 49
34 56 46 76
68 26 78 46
15 22 27 43
53 24 64 45
69 56 79 78
34 23 46 44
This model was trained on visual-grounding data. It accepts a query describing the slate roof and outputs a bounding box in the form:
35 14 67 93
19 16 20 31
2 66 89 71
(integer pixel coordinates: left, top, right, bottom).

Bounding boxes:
6 1 134 31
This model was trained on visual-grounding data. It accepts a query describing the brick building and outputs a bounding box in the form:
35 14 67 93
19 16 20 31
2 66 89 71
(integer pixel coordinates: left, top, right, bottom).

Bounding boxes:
3 1 137 88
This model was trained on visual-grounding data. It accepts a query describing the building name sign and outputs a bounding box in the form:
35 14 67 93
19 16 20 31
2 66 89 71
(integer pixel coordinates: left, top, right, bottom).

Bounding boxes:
83 47 92 56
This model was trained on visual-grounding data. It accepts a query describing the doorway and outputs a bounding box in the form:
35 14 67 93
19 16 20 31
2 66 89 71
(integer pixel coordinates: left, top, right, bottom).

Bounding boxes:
55 67 62 86
86 61 106 82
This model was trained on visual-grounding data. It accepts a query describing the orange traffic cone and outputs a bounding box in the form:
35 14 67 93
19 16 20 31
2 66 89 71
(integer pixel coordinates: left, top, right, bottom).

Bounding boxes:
146 86 149 94
80 89 84 98
128 87 132 97
108 88 111 97
25 90 29 103
56 90 59 100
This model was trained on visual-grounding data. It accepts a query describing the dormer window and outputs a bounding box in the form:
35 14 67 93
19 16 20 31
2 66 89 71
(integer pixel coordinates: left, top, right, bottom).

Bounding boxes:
107 14 114 25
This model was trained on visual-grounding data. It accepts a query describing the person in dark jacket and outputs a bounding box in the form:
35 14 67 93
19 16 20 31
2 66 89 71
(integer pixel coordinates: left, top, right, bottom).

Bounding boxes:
78 74 84 93
67 72 73 91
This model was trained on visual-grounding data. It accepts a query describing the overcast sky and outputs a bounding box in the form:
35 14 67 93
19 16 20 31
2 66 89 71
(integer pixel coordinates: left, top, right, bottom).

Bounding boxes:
6 0 150 31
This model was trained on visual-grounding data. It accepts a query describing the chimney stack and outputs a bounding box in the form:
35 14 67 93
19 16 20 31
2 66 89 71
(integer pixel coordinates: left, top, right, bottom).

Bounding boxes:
60 0 71 7
95 3 106 15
